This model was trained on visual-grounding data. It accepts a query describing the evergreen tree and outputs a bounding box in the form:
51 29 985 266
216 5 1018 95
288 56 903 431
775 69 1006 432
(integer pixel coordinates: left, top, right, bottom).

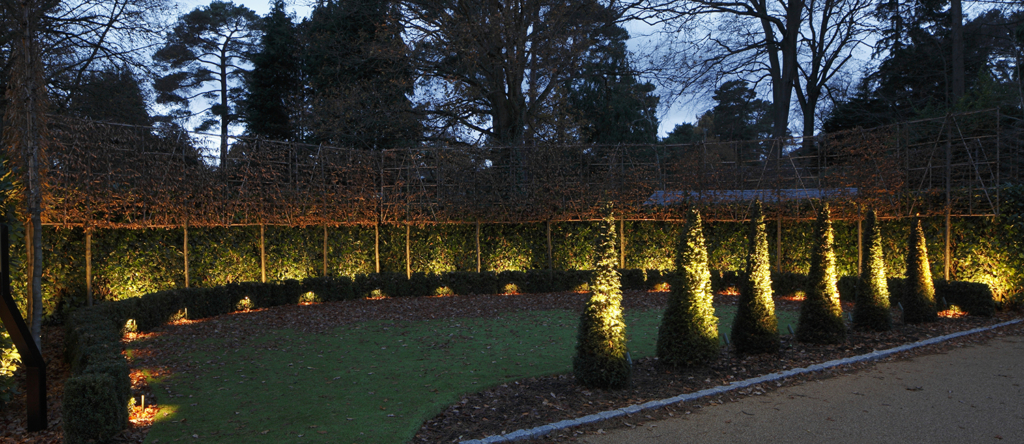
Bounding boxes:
903 219 938 323
573 203 630 389
731 201 780 355
153 0 260 166
65 67 151 126
567 24 659 145
704 80 773 142
304 0 420 148
656 209 719 367
796 203 847 344
854 210 893 331
243 0 302 141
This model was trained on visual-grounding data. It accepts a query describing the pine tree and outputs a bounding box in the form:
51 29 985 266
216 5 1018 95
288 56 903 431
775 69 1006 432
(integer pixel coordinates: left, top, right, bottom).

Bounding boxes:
573 203 630 389
854 210 893 331
243 0 302 141
731 201 780 354
796 203 847 344
903 219 937 323
657 209 720 366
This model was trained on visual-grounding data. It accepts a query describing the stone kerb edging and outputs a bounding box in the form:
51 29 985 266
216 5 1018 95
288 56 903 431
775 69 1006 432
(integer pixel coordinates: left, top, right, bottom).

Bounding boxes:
461 318 1023 444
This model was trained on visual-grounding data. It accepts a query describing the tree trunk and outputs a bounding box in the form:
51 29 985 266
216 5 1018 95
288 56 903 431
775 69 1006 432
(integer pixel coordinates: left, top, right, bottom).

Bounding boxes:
3 0 47 350
220 45 230 172
950 0 964 102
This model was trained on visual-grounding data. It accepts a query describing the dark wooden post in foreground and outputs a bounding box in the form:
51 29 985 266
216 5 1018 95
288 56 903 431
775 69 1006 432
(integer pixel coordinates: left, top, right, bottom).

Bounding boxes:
0 224 47 431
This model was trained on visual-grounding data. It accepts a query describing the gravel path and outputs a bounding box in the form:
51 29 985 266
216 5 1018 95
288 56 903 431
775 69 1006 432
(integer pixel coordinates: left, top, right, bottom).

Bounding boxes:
581 332 1024 444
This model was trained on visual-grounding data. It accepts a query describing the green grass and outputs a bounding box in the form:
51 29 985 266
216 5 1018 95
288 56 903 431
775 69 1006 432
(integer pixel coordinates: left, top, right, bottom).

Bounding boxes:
138 305 799 444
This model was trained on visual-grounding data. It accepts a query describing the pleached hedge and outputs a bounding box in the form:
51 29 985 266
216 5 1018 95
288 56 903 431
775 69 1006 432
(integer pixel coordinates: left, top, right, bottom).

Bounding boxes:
9 215 1019 326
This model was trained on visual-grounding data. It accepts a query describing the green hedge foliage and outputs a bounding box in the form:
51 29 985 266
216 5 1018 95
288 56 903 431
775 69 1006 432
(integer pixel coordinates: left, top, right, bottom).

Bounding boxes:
14 208 1024 324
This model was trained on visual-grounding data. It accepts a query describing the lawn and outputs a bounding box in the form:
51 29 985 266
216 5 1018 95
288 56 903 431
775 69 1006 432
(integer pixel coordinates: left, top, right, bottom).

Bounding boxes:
134 304 799 444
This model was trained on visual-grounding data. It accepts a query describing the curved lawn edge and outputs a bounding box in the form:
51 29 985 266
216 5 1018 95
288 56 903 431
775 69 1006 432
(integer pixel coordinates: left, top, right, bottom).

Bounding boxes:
461 317 1024 444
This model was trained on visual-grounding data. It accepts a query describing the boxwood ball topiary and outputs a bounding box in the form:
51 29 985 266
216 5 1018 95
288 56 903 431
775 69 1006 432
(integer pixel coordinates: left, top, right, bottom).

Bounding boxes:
573 203 631 389
731 201 780 355
796 203 847 344
903 219 938 323
657 209 720 367
854 210 892 331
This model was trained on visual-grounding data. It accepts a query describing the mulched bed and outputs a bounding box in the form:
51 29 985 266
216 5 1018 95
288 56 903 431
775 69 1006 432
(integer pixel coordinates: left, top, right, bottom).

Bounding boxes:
0 290 1020 444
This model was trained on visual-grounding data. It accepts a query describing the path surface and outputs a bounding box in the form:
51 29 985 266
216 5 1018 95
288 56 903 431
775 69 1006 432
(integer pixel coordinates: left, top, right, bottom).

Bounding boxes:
582 335 1024 444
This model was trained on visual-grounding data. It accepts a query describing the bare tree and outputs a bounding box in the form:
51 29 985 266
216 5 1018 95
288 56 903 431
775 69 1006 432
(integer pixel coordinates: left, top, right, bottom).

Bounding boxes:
794 0 873 142
404 0 619 145
642 0 803 138
642 0 872 140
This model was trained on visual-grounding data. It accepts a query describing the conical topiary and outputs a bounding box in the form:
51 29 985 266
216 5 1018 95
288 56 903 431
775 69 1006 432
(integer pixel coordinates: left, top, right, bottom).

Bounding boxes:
903 219 937 323
731 201 779 354
573 203 630 389
796 203 847 344
656 209 719 367
853 210 892 331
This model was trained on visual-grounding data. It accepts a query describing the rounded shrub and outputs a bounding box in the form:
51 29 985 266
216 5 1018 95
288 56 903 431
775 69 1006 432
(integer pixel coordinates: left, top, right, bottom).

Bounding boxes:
904 219 938 323
656 209 720 367
854 210 892 331
731 201 780 355
573 204 630 389
796 203 847 344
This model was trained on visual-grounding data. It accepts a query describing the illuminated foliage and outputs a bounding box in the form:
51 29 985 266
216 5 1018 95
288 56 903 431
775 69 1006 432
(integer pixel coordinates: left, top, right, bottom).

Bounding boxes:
731 201 779 354
656 209 719 367
854 210 892 331
904 219 938 323
796 203 847 344
573 203 630 389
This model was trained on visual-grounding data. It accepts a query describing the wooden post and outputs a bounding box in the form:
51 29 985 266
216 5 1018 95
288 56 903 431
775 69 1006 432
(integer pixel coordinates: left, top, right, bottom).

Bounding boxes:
546 220 553 270
857 210 863 276
776 214 783 273
619 218 625 268
183 224 189 288
945 117 952 281
374 222 380 274
475 221 481 273
323 225 328 277
945 207 951 281
405 223 411 279
85 230 92 306
260 224 266 283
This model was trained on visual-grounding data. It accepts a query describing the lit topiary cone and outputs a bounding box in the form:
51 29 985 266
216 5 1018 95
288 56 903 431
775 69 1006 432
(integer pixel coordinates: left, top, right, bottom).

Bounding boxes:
796 203 847 344
853 209 892 331
657 209 719 367
903 218 937 323
573 203 630 389
731 201 780 354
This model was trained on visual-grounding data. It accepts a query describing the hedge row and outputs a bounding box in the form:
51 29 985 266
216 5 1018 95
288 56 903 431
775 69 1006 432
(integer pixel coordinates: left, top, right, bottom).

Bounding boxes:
6 215 1021 325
